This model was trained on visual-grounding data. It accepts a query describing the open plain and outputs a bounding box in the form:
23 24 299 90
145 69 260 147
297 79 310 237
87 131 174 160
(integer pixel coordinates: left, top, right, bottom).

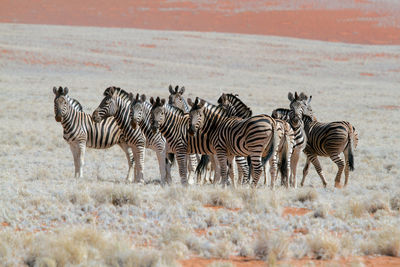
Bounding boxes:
0 20 400 266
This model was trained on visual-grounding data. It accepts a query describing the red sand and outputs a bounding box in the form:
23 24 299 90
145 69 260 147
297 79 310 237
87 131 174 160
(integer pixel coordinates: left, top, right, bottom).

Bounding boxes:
1 0 400 44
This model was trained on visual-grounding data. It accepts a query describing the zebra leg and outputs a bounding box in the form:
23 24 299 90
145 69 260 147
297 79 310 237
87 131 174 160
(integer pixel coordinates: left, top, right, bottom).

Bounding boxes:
77 142 86 178
250 156 263 187
118 143 134 182
330 154 345 188
290 147 301 188
69 143 79 178
309 155 328 188
269 148 279 189
212 155 221 185
155 147 167 185
235 156 249 186
187 154 198 185
216 152 229 187
165 153 173 184
300 157 311 187
133 146 145 183
176 152 188 185
227 156 236 188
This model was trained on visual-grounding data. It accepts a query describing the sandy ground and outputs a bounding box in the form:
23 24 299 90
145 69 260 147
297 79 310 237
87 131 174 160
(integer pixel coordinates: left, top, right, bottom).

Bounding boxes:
0 23 400 265
1 0 400 44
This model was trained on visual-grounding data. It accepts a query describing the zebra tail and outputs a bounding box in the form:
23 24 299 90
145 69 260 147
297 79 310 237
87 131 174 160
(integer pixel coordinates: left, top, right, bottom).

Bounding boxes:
262 125 278 164
167 153 175 166
348 129 355 172
280 142 288 179
195 155 210 175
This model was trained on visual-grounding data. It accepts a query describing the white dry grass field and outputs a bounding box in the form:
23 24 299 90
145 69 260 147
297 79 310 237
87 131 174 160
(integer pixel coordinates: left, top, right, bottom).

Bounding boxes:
0 23 400 266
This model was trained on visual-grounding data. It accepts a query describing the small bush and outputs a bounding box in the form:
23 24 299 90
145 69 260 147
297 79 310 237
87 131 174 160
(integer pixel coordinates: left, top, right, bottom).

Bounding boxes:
390 195 400 211
296 189 318 203
253 231 289 261
361 228 400 257
307 233 339 260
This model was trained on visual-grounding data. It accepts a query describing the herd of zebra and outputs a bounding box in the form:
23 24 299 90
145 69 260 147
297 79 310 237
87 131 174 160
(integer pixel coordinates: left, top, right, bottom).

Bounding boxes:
53 85 358 188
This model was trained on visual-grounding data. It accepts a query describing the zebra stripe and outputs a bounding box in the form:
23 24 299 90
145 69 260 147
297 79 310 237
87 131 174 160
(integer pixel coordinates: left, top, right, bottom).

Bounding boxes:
93 87 146 183
53 86 133 179
188 98 277 187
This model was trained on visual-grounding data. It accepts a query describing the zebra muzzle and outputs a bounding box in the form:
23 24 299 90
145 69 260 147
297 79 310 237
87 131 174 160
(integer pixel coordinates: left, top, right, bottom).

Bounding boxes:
92 111 101 123
130 119 137 129
55 115 61 122
188 125 196 136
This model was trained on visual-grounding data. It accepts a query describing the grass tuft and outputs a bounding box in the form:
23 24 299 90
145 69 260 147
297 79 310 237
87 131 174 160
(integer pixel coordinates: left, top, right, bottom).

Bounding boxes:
296 188 318 203
307 232 339 260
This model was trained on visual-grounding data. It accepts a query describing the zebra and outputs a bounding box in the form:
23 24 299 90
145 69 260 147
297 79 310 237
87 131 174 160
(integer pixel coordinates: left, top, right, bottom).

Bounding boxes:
167 85 199 184
271 92 311 188
214 93 253 185
128 93 171 184
187 97 278 187
289 94 358 188
92 87 146 183
53 86 134 179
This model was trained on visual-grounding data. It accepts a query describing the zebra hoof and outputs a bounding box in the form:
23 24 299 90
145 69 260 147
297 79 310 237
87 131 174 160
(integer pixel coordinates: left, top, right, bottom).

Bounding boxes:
334 182 341 188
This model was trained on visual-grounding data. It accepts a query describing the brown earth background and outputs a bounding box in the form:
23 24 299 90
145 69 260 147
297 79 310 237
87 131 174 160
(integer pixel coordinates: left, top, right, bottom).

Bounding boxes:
1 0 400 44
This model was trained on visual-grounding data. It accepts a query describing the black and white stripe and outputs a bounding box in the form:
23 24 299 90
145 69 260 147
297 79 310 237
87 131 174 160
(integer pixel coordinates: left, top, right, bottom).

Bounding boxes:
53 86 133 179
92 87 146 183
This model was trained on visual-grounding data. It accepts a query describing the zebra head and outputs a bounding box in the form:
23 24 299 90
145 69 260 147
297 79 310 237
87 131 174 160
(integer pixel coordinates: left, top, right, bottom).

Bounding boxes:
288 91 313 124
93 87 119 123
168 85 187 111
53 86 69 122
129 93 147 129
187 97 206 136
149 97 166 134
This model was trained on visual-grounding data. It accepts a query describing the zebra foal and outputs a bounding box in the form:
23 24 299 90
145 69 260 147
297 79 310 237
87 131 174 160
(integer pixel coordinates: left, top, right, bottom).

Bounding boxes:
53 86 134 179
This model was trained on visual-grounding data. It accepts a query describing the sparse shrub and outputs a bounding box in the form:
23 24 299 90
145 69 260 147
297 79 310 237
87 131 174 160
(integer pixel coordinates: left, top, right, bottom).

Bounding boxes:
361 228 400 257
349 200 366 218
365 198 389 214
32 257 56 267
205 213 219 227
207 188 241 209
92 184 140 207
212 240 232 259
239 245 252 257
162 241 188 260
161 223 189 245
307 233 339 260
390 195 400 211
296 188 318 203
253 231 289 261
313 204 328 218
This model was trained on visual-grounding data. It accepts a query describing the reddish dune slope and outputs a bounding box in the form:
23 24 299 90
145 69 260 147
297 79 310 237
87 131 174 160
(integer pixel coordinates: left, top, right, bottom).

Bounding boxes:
1 0 399 44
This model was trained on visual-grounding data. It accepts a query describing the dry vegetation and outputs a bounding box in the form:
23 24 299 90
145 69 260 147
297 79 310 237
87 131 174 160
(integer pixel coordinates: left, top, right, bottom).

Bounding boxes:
0 23 399 265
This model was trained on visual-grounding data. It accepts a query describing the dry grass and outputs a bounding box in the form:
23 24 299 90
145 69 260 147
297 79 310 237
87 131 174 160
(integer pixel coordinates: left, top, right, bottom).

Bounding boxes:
296 188 318 203
361 228 400 257
253 231 289 261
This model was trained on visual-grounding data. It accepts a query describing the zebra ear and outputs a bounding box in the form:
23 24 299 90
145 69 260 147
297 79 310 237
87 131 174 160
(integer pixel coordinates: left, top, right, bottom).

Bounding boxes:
294 92 299 100
179 86 185 95
53 86 57 95
199 99 206 108
194 97 199 105
136 93 140 102
174 85 179 93
169 85 174 95
141 94 146 102
150 97 154 105
128 92 134 102
109 87 116 96
187 98 193 107
64 87 69 95
299 92 307 100
288 92 294 101
308 95 312 104
160 98 166 105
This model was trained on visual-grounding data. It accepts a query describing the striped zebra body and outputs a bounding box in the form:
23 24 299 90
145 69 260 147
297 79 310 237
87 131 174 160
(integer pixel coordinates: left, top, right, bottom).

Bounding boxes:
129 93 170 184
216 93 253 185
53 86 134 179
272 107 306 188
93 87 146 183
167 85 199 183
188 98 277 187
301 116 358 187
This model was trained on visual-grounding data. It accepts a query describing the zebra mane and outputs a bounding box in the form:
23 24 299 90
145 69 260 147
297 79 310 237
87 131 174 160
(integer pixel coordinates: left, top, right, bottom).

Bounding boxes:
218 93 253 118
66 95 83 112
104 87 131 101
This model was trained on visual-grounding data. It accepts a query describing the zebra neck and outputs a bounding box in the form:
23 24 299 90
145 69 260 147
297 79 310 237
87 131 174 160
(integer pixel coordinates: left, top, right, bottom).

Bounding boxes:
159 107 186 135
138 103 152 130
302 115 315 133
182 100 190 113
61 105 81 132
114 98 131 130
202 105 225 133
